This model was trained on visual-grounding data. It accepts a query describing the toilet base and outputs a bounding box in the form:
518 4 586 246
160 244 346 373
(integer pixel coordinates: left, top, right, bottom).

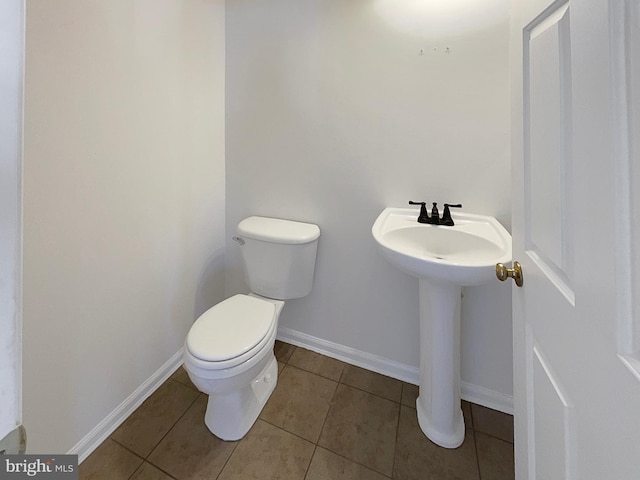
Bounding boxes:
203 354 278 441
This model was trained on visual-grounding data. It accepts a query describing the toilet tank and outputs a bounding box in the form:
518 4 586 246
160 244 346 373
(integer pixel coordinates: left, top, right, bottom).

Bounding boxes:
236 216 320 300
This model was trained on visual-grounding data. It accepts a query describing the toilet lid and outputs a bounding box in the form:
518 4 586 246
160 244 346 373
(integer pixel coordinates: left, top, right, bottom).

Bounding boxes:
187 294 275 362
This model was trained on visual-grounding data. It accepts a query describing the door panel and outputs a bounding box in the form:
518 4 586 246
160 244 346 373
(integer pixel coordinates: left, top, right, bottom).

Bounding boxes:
532 344 574 480
525 1 574 303
612 0 640 368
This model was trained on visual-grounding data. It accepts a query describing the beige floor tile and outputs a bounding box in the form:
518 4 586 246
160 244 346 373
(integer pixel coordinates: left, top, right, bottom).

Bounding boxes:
318 384 399 477
288 347 345 381
259 365 337 442
129 462 174 480
471 404 514 443
170 365 198 391
401 382 419 407
339 364 402 402
147 395 237 479
111 379 199 457
217 419 314 480
274 340 296 363
462 401 473 429
79 439 142 480
81 347 511 480
476 432 515 480
394 406 480 480
305 447 390 480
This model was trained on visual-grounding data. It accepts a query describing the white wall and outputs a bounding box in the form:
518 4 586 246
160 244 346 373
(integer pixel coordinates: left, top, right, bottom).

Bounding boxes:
0 0 23 441
226 0 513 408
22 0 226 453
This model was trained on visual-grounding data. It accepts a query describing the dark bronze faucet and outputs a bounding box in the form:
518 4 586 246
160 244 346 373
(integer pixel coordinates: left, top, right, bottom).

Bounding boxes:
409 201 462 226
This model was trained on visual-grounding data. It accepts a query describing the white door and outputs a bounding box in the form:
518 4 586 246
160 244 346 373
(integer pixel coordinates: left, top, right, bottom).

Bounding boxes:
510 0 640 478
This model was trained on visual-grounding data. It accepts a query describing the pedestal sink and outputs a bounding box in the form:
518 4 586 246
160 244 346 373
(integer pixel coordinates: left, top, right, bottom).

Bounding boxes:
372 207 511 448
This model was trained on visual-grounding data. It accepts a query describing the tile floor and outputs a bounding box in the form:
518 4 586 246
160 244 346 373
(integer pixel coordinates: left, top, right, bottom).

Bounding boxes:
80 341 514 480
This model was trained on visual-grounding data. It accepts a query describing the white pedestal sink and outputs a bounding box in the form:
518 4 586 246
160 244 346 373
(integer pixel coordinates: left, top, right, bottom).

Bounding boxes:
372 207 511 448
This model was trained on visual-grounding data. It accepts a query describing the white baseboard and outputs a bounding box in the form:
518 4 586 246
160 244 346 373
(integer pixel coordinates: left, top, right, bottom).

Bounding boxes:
69 348 184 463
277 327 419 384
277 327 513 415
461 381 514 415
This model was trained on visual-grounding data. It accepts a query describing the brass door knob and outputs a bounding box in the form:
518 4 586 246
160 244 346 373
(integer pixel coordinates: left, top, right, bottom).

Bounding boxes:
496 261 524 287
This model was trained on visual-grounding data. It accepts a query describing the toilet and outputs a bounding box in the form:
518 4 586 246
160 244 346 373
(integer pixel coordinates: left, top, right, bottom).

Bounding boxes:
183 216 320 441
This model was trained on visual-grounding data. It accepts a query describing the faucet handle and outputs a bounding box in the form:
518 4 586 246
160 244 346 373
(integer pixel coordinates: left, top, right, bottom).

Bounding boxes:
441 203 462 226
409 201 429 223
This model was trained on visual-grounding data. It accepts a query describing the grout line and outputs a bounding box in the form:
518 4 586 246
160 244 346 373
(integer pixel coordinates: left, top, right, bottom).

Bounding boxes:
127 460 178 480
315 378 340 444
259 375 391 478
314 445 394 479
255 417 317 446
169 371 200 392
151 463 178 480
257 362 340 446
474 430 515 444
143 387 202 459
280 363 341 387
108 437 146 463
274 341 297 364
475 431 515 446
286 361 345 383
390 403 403 479
470 405 483 480
473 430 483 480
110 384 201 473
302 445 318 480
336 381 402 406
282 341 404 405
214 438 240 480
314 383 396 479
127 462 146 480
316 444 394 479
463 401 475 430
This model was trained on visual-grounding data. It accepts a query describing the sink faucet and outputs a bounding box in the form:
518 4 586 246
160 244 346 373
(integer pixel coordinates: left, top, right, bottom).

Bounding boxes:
409 201 462 225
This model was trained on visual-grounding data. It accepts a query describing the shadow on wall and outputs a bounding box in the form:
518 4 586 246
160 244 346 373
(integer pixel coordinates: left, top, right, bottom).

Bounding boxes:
194 248 227 319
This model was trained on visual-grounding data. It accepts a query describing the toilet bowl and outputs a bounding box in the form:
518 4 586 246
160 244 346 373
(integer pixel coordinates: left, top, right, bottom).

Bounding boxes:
184 294 284 440
183 216 320 441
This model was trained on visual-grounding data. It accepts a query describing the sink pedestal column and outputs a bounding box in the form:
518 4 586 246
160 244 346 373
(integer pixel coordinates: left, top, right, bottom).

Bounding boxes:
416 278 465 448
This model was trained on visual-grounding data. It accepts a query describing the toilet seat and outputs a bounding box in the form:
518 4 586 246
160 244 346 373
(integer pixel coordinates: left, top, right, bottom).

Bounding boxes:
186 294 276 369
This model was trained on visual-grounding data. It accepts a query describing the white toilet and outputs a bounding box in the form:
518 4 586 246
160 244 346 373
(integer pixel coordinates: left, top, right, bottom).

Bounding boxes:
183 216 320 441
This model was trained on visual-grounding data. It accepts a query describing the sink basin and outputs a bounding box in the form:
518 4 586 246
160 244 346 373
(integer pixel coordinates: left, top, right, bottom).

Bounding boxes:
372 207 511 285
372 206 512 448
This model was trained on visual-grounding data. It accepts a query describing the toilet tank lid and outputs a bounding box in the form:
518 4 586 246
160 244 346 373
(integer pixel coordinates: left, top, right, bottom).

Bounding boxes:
237 216 320 244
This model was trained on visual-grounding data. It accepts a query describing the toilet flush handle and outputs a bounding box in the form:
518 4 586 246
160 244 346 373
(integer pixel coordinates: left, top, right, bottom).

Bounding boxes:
232 236 245 246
